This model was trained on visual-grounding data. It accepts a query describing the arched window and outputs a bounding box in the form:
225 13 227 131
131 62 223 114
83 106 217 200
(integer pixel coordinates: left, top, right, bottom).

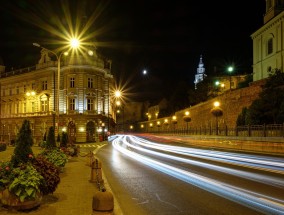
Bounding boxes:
40 94 49 112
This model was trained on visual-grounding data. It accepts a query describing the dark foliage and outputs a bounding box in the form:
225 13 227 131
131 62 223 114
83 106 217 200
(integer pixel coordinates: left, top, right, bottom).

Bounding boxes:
46 127 56 149
236 107 250 126
57 134 60 143
32 155 60 195
43 132 47 141
60 132 68 148
237 69 284 125
11 120 34 166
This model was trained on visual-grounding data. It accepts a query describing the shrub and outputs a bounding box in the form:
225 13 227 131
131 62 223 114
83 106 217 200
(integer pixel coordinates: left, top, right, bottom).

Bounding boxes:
32 155 60 195
41 149 68 168
11 120 34 167
45 126 56 149
60 132 68 148
8 164 44 202
0 161 15 191
0 142 7 152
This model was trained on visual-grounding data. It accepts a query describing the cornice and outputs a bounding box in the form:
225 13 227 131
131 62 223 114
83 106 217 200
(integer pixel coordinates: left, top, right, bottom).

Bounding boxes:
251 11 284 39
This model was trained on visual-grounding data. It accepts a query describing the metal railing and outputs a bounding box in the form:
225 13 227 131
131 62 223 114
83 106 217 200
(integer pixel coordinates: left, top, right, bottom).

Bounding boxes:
143 124 284 138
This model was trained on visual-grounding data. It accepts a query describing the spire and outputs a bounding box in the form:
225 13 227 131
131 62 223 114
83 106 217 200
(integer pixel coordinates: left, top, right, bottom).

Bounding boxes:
194 55 206 89
198 55 204 68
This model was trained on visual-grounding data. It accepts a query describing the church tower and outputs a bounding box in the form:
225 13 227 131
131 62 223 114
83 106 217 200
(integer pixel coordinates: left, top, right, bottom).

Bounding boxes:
251 0 284 82
264 0 284 23
194 55 206 89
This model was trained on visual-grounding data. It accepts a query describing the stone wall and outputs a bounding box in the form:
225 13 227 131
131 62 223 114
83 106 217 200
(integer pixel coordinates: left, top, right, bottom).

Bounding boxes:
140 80 265 131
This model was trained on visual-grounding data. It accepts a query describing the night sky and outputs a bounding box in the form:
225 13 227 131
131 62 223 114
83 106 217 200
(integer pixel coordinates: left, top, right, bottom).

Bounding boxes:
0 0 266 101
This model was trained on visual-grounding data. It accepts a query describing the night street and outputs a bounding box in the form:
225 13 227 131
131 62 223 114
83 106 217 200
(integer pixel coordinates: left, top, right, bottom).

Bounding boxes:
96 135 284 215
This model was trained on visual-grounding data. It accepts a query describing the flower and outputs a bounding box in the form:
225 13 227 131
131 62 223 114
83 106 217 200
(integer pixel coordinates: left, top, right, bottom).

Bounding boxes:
28 154 33 158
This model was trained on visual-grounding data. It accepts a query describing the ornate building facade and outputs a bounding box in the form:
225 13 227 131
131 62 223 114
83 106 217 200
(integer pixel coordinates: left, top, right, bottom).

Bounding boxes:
0 48 115 144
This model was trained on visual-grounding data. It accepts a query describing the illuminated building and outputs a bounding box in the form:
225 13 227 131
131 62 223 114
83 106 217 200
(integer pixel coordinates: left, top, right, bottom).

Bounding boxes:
0 48 115 144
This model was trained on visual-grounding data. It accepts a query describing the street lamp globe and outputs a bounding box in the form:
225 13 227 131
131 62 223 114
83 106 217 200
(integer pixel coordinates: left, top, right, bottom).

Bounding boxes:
183 111 191 122
210 101 223 135
70 38 80 49
228 66 234 73
114 90 121 98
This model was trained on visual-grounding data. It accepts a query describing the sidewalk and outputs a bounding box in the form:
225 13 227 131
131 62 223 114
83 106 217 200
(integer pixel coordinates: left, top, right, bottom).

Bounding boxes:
0 144 122 215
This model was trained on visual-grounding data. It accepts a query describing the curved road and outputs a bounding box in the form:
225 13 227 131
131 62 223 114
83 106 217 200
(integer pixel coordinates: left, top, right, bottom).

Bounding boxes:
96 134 284 215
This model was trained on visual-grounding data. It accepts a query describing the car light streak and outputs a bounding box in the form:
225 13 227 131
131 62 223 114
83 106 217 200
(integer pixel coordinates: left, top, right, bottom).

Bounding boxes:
128 135 284 174
111 136 284 214
121 136 284 188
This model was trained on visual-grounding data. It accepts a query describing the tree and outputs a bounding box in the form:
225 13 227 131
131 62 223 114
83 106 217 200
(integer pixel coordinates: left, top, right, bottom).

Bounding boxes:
239 69 284 125
11 119 34 166
60 132 68 148
237 74 253 89
236 107 249 126
46 127 56 149
57 134 61 143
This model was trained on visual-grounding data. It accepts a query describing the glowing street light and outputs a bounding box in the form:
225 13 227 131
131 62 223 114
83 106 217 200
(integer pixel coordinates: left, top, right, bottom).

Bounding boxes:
227 66 234 90
210 101 223 135
70 38 80 48
114 90 124 132
114 90 122 98
183 111 191 133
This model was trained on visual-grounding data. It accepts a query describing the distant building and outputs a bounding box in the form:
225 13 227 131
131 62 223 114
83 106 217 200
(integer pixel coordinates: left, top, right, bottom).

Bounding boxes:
213 75 247 94
251 0 284 81
194 55 206 89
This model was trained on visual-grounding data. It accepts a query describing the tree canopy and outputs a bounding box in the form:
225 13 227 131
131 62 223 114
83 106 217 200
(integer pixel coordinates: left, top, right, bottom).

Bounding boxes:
237 69 284 125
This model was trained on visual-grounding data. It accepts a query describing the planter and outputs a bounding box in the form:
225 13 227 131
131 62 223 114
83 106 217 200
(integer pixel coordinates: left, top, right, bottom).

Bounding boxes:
0 189 42 210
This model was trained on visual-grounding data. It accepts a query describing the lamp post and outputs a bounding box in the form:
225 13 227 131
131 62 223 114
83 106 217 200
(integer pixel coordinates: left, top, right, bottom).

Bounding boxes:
210 101 223 135
183 111 191 133
114 90 124 132
172 115 177 133
33 39 79 134
227 66 234 90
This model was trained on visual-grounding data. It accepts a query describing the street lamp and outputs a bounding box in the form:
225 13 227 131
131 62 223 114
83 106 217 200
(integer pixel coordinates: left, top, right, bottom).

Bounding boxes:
172 115 177 132
227 66 234 90
33 39 79 134
183 111 191 133
114 90 124 132
210 101 223 135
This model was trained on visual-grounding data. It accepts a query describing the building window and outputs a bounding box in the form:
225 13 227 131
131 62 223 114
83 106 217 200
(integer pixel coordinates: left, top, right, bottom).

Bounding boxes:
9 104 12 114
31 102 35 112
42 80 47 90
70 78 75 88
87 99 94 110
32 83 35 90
88 78 93 88
16 103 19 114
267 38 273 55
9 88 12 96
23 85 26 93
69 98 75 110
41 100 48 112
16 86 19 94
23 103 26 113
2 89 5 96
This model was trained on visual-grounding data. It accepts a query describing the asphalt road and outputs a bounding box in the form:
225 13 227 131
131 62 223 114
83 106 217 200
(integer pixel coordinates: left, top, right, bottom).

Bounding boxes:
95 135 284 215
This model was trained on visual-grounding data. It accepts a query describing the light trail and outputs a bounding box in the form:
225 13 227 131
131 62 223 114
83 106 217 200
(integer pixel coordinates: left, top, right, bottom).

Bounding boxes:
110 134 284 214
124 136 284 188
128 135 284 174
